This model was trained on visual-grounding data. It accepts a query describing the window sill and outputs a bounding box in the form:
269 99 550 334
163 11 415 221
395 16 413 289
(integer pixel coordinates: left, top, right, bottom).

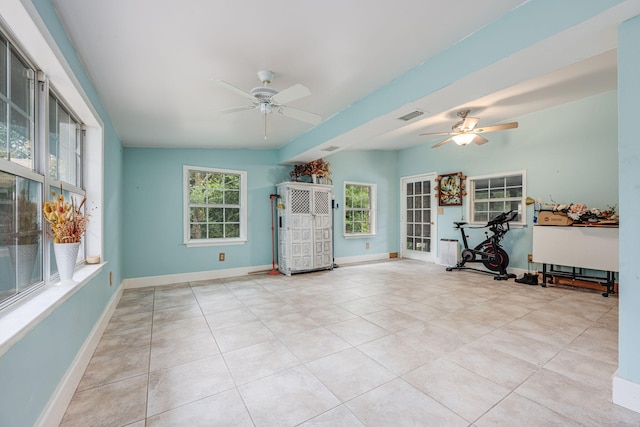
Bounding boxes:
0 262 106 358
344 233 377 239
185 239 247 248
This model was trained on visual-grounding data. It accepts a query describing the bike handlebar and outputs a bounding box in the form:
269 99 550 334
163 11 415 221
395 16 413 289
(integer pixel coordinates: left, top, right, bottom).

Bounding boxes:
487 210 518 226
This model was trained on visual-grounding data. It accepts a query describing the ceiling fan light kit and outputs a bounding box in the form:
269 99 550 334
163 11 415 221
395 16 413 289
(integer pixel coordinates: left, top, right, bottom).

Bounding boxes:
216 70 322 140
421 109 518 148
452 133 476 145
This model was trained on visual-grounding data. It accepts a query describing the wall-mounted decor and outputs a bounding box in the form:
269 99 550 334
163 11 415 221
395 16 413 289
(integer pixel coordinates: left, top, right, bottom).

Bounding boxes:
435 172 466 206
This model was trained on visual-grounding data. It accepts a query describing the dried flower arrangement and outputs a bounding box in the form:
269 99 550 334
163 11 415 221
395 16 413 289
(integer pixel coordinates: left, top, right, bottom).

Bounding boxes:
43 187 89 243
290 158 331 181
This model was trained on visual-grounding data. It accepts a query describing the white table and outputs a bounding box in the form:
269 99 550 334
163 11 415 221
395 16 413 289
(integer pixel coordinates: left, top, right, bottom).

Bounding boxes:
532 225 618 295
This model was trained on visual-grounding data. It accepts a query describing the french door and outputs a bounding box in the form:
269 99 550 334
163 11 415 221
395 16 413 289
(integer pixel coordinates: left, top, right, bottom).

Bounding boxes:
400 173 437 262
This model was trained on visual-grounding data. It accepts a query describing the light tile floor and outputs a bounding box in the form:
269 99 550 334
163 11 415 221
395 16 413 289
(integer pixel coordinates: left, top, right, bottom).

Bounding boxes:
60 259 640 426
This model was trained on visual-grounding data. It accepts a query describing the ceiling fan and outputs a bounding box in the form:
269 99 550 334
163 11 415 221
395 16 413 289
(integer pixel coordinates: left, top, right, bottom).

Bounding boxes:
216 70 322 139
421 110 518 148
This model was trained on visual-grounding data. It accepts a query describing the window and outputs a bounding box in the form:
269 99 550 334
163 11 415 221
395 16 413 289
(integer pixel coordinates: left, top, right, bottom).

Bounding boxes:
184 166 247 246
468 170 525 225
0 29 89 309
344 182 376 236
49 94 82 186
0 34 35 170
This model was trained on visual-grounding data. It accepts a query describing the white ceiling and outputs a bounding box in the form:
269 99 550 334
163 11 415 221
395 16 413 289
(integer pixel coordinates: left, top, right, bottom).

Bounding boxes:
51 1 638 157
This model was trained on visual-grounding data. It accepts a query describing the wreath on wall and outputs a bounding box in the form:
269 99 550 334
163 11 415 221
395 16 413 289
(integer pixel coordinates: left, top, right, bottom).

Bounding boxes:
434 172 466 206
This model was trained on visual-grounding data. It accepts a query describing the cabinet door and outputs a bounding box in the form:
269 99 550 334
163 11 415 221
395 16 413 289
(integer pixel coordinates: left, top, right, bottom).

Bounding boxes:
312 188 332 268
289 187 314 271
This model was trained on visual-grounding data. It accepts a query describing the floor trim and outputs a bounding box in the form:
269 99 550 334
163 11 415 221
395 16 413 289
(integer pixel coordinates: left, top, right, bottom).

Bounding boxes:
123 264 273 289
613 374 640 414
35 283 123 427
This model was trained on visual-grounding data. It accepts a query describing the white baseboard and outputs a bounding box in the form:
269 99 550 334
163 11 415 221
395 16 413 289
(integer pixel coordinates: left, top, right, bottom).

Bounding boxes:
36 283 123 427
123 264 274 289
613 374 640 414
335 253 393 266
124 256 399 289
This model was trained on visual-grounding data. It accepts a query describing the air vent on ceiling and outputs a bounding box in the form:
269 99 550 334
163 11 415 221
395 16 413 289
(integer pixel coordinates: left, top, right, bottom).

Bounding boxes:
397 110 424 122
322 146 340 152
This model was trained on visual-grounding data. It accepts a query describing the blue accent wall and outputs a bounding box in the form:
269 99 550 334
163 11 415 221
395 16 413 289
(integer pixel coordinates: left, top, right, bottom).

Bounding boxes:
324 150 399 257
398 90 618 270
123 148 289 277
617 13 640 384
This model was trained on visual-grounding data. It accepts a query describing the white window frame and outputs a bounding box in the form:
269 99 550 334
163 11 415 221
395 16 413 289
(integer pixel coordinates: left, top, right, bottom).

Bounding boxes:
183 165 247 247
466 170 526 226
343 181 377 237
0 0 104 351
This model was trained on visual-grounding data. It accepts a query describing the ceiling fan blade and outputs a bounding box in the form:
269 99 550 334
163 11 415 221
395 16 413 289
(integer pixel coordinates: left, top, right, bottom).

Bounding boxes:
472 135 489 145
474 122 518 134
420 131 455 137
461 117 479 131
271 83 312 105
216 80 257 102
213 106 256 115
279 106 321 125
431 137 453 149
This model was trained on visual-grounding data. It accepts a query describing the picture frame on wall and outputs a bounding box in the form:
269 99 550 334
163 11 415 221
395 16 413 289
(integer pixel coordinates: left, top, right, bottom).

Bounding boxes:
436 172 465 206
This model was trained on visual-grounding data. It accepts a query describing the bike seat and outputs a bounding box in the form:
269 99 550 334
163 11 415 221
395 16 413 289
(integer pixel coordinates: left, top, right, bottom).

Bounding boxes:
453 221 467 227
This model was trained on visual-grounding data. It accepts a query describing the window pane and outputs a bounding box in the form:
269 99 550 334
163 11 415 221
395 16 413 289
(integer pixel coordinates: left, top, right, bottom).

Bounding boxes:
490 189 505 198
475 189 488 200
489 177 505 188
190 224 206 239
0 100 7 160
49 96 80 186
208 207 223 222
490 201 505 212
0 173 43 305
9 107 32 168
475 179 489 190
10 50 31 114
190 207 205 222
226 208 239 222
406 183 413 196
505 175 522 186
208 224 223 238
0 36 6 97
225 190 239 205
225 223 240 238
507 187 522 197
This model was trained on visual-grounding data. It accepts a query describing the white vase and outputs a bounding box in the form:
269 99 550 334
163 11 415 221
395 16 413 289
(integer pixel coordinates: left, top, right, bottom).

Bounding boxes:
54 242 80 284
312 174 317 184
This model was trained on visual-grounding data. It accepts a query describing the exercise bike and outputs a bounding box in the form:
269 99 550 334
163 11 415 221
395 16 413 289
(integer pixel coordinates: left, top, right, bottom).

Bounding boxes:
446 210 518 280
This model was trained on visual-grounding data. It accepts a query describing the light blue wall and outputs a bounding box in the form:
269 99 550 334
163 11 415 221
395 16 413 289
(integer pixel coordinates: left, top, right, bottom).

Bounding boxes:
122 148 400 277
398 90 618 270
324 150 399 258
123 148 289 278
617 14 640 384
0 1 124 426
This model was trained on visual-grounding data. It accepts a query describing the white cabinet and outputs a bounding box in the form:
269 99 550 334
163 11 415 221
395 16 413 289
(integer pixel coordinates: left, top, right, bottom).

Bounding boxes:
277 182 333 275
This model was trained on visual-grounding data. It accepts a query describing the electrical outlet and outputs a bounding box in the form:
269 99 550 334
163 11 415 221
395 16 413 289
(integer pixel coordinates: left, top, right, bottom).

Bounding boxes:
219 252 225 262
527 253 533 263
109 271 113 286
365 242 370 249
